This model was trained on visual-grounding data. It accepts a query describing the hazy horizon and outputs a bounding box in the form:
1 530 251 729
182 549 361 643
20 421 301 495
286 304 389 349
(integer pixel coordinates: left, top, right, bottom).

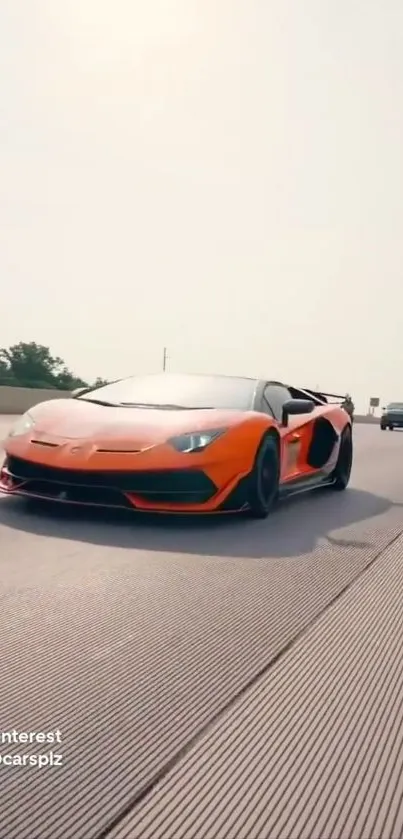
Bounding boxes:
2 1 403 412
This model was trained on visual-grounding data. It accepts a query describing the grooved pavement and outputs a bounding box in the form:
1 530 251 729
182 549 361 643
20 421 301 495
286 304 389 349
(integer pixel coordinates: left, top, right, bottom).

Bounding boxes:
0 420 403 838
114 526 403 839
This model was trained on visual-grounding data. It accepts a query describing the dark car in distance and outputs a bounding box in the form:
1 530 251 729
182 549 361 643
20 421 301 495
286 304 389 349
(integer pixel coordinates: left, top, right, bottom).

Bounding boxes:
380 403 403 430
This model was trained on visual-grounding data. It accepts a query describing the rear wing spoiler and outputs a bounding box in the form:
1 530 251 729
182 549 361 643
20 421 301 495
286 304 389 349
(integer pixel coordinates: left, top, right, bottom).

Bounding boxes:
300 388 346 405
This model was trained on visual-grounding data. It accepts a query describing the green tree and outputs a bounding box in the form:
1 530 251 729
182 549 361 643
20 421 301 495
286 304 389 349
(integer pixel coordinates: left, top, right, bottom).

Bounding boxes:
93 377 109 387
0 356 14 385
0 342 88 389
56 366 88 390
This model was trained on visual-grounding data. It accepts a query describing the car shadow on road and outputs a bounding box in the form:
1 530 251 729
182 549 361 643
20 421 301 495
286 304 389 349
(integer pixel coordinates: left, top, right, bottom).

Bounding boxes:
0 487 398 559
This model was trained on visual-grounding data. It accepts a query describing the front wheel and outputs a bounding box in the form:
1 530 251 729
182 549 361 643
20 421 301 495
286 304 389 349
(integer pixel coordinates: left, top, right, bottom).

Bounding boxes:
247 435 280 519
331 426 353 490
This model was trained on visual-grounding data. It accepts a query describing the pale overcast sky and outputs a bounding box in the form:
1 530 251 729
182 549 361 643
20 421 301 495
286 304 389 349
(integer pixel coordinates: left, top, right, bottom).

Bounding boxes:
1 1 402 410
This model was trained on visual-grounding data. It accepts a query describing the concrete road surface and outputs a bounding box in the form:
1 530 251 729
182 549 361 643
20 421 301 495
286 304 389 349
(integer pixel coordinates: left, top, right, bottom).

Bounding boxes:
1 418 403 838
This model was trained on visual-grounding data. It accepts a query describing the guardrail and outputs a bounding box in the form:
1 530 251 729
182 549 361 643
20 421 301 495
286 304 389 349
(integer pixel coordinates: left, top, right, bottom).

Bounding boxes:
0 386 380 423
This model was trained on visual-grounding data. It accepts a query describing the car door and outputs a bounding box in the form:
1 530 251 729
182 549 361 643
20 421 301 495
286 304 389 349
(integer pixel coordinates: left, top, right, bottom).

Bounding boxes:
263 383 317 482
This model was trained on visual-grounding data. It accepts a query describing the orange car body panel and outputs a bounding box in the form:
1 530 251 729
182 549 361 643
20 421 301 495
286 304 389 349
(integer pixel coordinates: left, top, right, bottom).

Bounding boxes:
1 396 351 513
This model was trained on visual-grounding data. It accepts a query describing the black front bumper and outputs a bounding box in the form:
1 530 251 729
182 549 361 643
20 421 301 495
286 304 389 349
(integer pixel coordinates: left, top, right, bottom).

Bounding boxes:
1 455 217 507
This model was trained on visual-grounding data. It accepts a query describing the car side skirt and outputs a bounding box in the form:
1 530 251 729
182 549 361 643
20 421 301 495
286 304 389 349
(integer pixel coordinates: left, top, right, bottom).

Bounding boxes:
279 471 335 499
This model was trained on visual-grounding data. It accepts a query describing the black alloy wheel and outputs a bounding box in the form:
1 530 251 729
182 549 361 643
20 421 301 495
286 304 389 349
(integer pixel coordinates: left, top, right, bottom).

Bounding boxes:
247 435 280 519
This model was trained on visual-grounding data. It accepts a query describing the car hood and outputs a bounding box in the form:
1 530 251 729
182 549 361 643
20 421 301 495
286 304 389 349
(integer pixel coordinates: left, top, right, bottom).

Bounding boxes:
25 398 248 448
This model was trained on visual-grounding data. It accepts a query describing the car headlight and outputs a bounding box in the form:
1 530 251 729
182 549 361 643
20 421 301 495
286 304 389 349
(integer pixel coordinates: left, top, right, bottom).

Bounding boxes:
169 428 226 453
8 412 36 437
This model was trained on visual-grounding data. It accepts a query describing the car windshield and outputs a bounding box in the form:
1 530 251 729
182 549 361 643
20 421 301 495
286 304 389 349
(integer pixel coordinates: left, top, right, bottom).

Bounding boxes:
78 374 257 411
387 402 403 410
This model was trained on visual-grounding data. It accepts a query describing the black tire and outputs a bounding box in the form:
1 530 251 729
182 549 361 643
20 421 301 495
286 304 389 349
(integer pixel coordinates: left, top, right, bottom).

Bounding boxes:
247 434 280 519
389 426 394 431
331 426 353 490
380 425 386 431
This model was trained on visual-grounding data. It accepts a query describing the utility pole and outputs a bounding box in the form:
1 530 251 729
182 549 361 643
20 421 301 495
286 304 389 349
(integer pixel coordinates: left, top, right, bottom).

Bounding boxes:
162 347 168 372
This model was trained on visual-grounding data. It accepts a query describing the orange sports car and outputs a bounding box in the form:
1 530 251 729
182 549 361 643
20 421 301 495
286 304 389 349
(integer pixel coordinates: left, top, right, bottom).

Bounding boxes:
0 373 353 518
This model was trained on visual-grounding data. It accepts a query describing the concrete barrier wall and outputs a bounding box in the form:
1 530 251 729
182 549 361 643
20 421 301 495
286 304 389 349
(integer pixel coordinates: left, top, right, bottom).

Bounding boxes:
355 415 379 424
0 386 71 415
0 386 380 422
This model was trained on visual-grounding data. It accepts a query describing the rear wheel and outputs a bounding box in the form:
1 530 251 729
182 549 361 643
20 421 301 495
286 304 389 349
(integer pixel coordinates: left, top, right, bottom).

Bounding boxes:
247 435 280 519
331 426 353 490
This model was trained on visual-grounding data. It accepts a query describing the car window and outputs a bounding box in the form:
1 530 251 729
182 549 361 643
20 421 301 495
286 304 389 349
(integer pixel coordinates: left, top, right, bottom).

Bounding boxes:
263 383 292 422
78 374 257 411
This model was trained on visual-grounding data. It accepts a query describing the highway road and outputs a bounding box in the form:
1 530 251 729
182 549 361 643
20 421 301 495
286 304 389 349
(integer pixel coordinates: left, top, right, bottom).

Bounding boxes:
1 416 403 838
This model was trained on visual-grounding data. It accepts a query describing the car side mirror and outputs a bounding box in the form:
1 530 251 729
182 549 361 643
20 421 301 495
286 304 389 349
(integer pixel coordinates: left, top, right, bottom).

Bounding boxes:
282 398 314 427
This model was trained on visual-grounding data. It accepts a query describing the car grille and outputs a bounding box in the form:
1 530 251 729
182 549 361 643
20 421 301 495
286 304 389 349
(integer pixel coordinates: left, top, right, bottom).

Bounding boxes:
21 481 134 508
6 456 216 505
